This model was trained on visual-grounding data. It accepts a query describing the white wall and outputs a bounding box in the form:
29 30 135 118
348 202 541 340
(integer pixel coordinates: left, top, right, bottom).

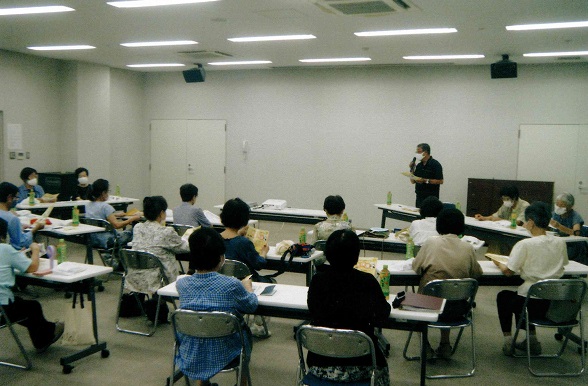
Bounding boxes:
144 63 588 228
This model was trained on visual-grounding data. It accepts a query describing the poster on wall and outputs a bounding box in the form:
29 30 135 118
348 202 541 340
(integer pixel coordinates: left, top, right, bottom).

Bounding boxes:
7 123 23 150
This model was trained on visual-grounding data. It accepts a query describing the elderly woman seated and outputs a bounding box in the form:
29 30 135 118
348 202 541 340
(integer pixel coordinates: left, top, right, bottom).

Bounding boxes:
550 192 584 236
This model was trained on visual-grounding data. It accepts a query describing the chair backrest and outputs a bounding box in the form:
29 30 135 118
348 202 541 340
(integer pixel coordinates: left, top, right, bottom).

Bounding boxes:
220 259 251 280
119 249 170 285
172 309 242 339
80 217 115 233
528 279 587 323
296 325 376 362
172 224 193 237
423 278 479 302
581 225 588 237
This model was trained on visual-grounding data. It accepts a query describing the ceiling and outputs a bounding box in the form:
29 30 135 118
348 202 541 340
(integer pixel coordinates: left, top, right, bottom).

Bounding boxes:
1 0 587 72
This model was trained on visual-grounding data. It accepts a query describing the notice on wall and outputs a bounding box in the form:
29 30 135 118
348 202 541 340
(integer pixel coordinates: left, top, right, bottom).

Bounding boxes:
7 124 23 150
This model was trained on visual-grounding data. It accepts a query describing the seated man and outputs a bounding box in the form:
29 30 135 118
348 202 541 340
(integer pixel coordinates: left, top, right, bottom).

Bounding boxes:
176 227 257 386
313 195 351 247
173 183 211 227
0 182 44 250
408 196 444 246
16 167 56 204
0 219 64 353
551 192 584 236
474 185 529 226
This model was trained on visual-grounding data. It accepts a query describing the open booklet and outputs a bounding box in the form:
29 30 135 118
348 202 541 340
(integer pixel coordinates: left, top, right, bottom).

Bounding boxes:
246 227 269 254
485 253 509 265
401 171 423 182
354 257 378 277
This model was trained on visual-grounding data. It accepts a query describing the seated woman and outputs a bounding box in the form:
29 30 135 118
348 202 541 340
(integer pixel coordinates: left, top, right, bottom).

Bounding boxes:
474 185 530 226
550 192 584 236
85 179 140 250
312 195 351 245
16 167 56 204
176 227 257 386
412 208 482 358
74 167 91 200
0 219 64 353
408 196 444 246
307 230 391 386
494 202 569 356
128 196 189 294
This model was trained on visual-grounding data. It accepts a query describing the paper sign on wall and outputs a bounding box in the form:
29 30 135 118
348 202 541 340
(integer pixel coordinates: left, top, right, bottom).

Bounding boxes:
7 124 23 150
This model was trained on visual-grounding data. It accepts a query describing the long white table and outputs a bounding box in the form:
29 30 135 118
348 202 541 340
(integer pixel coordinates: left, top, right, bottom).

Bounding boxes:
17 259 112 374
16 196 139 210
158 280 437 386
215 204 327 225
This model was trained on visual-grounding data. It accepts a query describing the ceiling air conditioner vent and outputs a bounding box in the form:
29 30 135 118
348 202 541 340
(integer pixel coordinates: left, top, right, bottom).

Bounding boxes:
178 50 233 60
313 0 419 16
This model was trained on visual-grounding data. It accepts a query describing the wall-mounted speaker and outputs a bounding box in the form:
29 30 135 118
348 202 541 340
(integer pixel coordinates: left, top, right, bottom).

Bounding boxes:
182 64 206 83
491 55 517 79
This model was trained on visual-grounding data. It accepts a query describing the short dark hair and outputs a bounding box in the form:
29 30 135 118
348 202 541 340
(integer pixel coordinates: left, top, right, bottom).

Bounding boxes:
325 229 360 269
0 182 18 203
419 196 443 218
323 195 345 216
220 198 250 229
20 167 37 182
74 167 89 177
88 179 109 201
180 183 198 202
436 208 465 235
188 227 226 271
417 143 431 154
0 218 7 242
500 185 519 200
524 201 551 229
143 196 168 221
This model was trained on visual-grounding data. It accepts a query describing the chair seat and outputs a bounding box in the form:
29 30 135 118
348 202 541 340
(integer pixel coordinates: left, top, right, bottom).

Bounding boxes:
302 373 371 386
529 318 579 328
429 319 472 328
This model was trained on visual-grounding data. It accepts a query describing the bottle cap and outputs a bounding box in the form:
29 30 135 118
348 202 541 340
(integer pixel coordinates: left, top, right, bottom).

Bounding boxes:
59 238 65 242
383 264 388 269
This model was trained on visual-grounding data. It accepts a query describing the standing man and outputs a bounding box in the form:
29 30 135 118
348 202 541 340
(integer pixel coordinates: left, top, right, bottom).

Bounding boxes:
409 143 444 208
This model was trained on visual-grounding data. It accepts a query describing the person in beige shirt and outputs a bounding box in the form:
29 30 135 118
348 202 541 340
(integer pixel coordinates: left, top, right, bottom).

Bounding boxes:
474 185 530 226
412 208 482 358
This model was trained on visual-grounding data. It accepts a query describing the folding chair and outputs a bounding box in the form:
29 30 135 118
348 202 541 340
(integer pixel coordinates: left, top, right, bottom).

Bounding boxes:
171 224 194 273
296 325 377 386
170 310 251 386
116 249 175 336
403 278 479 379
0 304 32 370
511 278 586 377
80 217 121 274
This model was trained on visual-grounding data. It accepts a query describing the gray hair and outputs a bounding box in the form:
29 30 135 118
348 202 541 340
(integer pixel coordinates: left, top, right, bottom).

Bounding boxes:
556 192 574 207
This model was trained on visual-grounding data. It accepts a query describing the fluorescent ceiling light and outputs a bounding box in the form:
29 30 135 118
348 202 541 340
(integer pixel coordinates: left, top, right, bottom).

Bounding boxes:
108 0 219 8
506 21 588 31
0 6 74 16
403 54 484 60
355 28 457 37
208 61 272 66
228 35 316 42
524 51 588 57
27 45 95 51
127 63 186 67
299 57 371 63
121 40 197 47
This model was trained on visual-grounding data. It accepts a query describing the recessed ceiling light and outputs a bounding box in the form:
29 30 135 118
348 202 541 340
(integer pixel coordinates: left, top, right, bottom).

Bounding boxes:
127 63 186 67
299 58 371 63
403 54 485 60
355 28 457 37
208 61 272 66
506 21 588 31
524 51 588 57
108 0 219 8
228 35 316 42
27 45 95 51
121 40 198 47
0 6 74 16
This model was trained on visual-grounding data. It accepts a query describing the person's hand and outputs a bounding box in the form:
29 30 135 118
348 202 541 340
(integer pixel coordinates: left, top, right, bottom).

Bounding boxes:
260 244 269 257
549 219 559 229
474 214 484 220
30 242 40 254
237 226 249 237
241 275 253 292
409 160 415 169
32 220 45 232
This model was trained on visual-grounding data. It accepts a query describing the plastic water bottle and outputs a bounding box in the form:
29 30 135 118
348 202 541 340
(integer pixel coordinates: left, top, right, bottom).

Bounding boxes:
386 191 392 205
299 227 306 244
510 212 517 229
406 237 415 259
342 212 349 222
379 265 390 300
115 185 121 197
455 201 461 212
72 205 80 227
28 190 35 206
57 239 67 264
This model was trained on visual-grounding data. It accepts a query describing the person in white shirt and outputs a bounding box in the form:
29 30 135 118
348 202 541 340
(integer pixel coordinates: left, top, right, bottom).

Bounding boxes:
408 196 443 246
494 202 568 356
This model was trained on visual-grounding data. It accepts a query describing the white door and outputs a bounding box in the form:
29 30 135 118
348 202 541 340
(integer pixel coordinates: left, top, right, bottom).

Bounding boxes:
517 124 588 216
150 120 226 211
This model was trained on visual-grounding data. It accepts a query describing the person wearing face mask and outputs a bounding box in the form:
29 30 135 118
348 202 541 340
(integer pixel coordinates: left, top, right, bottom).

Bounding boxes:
408 143 444 208
74 167 91 200
172 183 211 227
550 192 584 236
0 182 45 249
16 167 55 204
128 196 189 295
493 202 568 356
474 185 529 226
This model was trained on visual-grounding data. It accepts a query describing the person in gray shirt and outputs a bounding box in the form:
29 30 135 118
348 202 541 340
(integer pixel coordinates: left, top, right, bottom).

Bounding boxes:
172 183 211 227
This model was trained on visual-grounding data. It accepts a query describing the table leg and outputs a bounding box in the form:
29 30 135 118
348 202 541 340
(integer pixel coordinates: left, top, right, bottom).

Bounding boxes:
381 210 388 228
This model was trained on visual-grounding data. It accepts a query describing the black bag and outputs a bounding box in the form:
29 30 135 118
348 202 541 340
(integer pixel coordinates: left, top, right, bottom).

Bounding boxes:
144 297 169 324
119 293 146 317
261 243 313 280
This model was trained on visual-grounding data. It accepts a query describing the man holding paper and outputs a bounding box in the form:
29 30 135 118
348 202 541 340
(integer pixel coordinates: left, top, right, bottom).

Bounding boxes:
408 143 444 208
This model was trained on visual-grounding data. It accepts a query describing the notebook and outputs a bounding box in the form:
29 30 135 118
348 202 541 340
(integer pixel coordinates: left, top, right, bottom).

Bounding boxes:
400 292 446 313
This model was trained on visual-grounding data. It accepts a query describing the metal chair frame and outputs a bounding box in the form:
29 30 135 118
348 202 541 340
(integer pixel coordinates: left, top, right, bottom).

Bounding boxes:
0 304 32 370
116 249 175 336
170 309 251 386
80 217 122 277
403 278 479 379
511 278 586 377
171 224 195 273
296 325 377 386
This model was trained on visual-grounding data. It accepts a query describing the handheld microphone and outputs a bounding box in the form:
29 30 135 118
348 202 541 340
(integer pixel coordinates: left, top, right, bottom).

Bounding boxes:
410 157 416 172
412 157 416 163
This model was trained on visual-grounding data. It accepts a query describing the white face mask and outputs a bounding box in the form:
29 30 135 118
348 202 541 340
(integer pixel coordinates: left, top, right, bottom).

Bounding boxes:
554 206 566 215
415 153 424 161
78 177 89 185
27 178 38 186
503 200 513 208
